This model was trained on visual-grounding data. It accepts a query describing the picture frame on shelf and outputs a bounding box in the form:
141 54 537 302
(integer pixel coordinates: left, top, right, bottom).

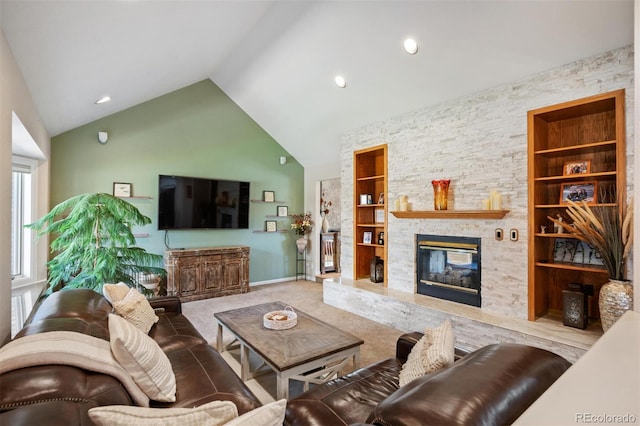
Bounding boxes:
560 181 597 205
375 208 385 223
378 193 385 204
359 194 370 205
265 220 277 232
277 206 288 217
563 160 591 175
263 191 275 202
113 182 132 197
363 231 372 244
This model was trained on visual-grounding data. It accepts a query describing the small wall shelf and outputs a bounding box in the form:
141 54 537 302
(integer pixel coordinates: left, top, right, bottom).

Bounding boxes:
251 199 286 204
117 195 152 199
391 210 509 219
252 230 288 234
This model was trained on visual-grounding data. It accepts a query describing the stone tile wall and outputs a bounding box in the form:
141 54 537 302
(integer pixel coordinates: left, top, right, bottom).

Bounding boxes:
340 46 634 320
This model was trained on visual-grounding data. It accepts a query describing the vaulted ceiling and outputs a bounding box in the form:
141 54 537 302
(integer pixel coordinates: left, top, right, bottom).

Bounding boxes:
1 1 634 168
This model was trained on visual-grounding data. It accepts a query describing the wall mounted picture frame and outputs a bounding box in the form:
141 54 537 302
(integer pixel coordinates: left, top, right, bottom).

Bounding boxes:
560 182 597 204
265 220 277 232
277 206 288 217
563 160 591 175
363 231 372 244
263 191 275 202
113 182 132 197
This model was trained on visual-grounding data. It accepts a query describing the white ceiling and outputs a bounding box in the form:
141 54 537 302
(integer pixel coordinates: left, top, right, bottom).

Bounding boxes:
1 1 634 168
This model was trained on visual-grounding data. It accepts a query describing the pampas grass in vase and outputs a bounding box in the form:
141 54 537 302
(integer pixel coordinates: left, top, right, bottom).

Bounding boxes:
549 200 633 331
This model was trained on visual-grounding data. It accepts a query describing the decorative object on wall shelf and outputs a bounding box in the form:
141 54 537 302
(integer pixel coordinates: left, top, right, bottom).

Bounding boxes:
431 180 450 210
277 206 288 217
363 231 372 244
113 182 132 197
263 190 275 202
563 159 591 175
391 210 509 219
393 195 410 211
265 220 277 232
560 182 597 205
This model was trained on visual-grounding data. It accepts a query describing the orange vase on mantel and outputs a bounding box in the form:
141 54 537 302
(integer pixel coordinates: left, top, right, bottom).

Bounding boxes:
432 180 450 210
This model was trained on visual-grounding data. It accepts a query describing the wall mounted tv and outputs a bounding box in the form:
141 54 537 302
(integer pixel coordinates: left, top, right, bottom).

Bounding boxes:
158 174 250 230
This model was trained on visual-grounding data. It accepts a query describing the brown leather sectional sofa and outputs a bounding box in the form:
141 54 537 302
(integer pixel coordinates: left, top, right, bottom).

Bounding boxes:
0 288 261 425
285 332 572 426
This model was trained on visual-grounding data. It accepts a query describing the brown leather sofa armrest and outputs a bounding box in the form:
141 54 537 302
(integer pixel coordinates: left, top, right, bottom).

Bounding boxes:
149 296 182 314
395 332 424 362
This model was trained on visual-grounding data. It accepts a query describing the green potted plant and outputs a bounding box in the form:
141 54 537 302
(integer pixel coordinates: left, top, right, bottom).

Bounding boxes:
28 193 166 293
549 200 633 331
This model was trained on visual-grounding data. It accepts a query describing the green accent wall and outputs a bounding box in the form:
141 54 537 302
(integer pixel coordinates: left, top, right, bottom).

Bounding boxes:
51 79 304 283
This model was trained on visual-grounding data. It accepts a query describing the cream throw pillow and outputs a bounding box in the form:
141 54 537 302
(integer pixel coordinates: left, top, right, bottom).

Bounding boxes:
224 399 286 426
398 319 454 387
88 400 238 426
112 287 159 334
103 282 131 304
88 399 287 426
108 314 176 402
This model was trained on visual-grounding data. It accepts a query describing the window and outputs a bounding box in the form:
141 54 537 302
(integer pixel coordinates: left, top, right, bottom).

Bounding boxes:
11 156 40 337
11 159 34 283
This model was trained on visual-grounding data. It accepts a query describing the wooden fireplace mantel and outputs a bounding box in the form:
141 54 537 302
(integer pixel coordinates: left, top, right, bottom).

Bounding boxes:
391 210 509 219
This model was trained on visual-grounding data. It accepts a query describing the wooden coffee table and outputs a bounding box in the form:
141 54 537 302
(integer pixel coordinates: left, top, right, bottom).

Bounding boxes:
215 301 364 399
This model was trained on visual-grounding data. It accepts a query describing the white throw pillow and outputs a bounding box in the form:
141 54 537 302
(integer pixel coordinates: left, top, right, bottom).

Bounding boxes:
398 319 454 386
108 314 176 402
103 282 131 304
88 400 238 426
112 287 159 333
224 399 286 426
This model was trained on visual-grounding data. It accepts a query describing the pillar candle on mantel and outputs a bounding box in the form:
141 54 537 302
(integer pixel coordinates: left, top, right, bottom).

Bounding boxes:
489 190 502 210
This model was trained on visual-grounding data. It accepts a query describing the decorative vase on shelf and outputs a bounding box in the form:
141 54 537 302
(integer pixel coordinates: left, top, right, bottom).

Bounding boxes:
431 180 450 211
296 236 308 254
599 279 633 332
321 215 329 233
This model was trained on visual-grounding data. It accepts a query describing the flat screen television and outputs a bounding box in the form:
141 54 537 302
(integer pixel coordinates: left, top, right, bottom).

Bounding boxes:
158 174 250 230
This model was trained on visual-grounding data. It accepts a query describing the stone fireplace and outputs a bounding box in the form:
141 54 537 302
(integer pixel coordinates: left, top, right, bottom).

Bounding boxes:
416 234 481 307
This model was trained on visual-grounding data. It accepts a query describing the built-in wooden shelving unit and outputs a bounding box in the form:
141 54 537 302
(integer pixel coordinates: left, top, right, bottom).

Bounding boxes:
527 89 626 325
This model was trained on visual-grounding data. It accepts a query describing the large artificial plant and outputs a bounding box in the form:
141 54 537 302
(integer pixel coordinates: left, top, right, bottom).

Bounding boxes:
28 193 166 293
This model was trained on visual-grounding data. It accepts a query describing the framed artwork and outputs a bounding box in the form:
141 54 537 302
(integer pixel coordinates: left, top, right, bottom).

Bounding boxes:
359 194 369 205
375 208 385 223
277 206 288 217
363 231 372 244
263 191 275 202
553 238 603 266
113 182 132 197
378 193 385 204
563 160 591 175
265 220 277 232
560 182 597 204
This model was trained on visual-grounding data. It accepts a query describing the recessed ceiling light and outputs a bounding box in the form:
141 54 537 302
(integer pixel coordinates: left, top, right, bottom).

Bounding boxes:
95 95 111 104
334 75 346 88
403 38 418 55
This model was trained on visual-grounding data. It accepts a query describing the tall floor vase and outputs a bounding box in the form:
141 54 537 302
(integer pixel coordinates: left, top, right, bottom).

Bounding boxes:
599 279 634 332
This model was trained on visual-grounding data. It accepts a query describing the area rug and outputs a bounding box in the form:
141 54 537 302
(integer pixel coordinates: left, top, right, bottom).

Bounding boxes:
181 280 405 402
